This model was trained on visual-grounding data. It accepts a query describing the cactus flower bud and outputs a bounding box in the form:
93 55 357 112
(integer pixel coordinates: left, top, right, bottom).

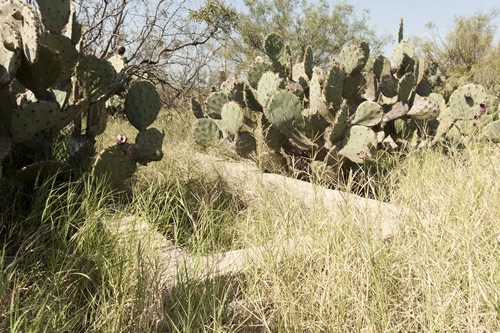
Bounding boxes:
356 151 367 159
115 134 127 145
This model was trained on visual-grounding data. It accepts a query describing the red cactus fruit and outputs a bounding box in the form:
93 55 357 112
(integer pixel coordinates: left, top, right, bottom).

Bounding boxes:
480 103 486 114
127 144 140 157
115 45 126 55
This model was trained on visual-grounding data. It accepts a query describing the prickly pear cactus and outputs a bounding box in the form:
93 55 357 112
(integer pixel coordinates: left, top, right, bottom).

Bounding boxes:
0 124 11 160
135 128 164 163
407 97 440 120
220 101 245 135
189 30 499 189
449 84 487 120
339 42 369 75
352 101 383 127
0 23 22 87
93 145 137 189
36 0 71 34
10 101 67 143
125 80 161 131
206 91 228 119
0 0 164 188
76 55 117 102
192 118 221 147
338 125 377 164
266 91 302 134
482 120 500 142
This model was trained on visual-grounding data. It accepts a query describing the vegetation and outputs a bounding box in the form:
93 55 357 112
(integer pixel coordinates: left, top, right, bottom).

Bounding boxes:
1 0 499 332
223 0 389 72
417 9 500 95
1 113 498 332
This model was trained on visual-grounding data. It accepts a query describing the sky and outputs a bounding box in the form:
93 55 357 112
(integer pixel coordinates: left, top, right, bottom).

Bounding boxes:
228 0 499 54
348 0 499 53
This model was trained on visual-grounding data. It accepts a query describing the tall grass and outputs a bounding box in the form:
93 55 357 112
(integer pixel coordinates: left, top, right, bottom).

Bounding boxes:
231 143 499 332
1 110 498 332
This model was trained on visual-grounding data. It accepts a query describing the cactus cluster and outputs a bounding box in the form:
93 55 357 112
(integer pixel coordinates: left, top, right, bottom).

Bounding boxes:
191 32 499 181
0 0 163 187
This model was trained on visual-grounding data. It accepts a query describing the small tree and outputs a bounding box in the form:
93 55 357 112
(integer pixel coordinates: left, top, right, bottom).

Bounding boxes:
75 0 237 101
419 9 499 95
223 0 389 73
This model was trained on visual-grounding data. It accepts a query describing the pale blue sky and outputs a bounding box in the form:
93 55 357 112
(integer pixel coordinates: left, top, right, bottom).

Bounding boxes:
228 0 499 54
348 0 499 52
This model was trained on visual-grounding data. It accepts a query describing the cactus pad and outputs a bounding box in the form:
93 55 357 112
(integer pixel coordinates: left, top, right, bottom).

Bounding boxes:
370 55 391 78
266 91 303 134
14 160 69 185
227 80 246 107
192 118 221 147
10 101 67 143
220 101 245 135
342 72 365 101
191 97 205 119
234 131 256 158
257 71 281 108
449 84 487 120
325 101 349 145
0 124 11 160
36 0 71 34
21 5 41 64
39 33 78 82
309 67 326 116
263 121 288 151
125 80 161 131
407 97 440 120
361 73 379 101
303 45 314 79
0 85 17 120
292 62 308 85
338 125 377 164
243 84 263 112
264 32 288 67
0 1 23 31
87 101 108 136
135 127 164 163
16 43 62 94
288 128 317 152
323 63 344 107
392 41 415 76
398 72 415 103
206 91 228 119
352 101 383 126
76 55 117 101
248 61 271 89
379 74 398 98
93 145 137 188
339 42 369 75
0 23 22 88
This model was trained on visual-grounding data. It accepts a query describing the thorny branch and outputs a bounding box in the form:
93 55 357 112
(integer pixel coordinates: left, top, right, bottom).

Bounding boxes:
74 0 236 100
